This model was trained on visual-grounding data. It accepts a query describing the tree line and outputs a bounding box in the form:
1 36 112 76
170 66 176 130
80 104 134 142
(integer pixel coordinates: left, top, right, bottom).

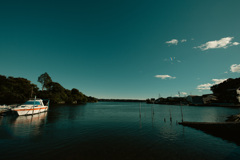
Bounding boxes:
0 73 97 105
211 77 240 103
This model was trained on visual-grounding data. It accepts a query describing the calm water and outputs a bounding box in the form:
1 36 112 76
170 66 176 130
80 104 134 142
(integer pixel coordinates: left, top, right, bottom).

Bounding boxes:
1 102 240 160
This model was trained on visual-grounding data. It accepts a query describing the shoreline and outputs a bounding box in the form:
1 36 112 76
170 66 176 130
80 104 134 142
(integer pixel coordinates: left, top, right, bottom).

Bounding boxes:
153 102 240 108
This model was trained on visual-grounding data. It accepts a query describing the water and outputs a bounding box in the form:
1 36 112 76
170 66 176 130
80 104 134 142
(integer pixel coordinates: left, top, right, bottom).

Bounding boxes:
1 102 240 160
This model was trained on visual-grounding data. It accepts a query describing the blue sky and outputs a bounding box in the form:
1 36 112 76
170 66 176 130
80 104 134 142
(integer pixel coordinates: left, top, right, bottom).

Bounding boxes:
1 0 240 99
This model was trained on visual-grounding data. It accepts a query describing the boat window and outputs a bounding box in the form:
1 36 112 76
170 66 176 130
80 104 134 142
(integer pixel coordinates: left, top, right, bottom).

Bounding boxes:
24 101 41 105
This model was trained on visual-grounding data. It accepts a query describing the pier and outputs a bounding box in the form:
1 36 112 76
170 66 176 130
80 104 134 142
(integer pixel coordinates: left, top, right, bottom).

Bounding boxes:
179 121 240 145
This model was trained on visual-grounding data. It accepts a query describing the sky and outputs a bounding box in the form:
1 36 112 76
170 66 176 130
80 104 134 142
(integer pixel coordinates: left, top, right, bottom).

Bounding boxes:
1 0 240 99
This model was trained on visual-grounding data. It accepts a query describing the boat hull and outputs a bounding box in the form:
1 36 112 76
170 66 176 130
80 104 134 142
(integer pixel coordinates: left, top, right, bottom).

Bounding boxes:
13 106 48 116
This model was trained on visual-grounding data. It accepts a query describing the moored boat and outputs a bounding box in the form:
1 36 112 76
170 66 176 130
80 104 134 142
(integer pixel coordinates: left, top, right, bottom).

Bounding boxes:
12 98 49 116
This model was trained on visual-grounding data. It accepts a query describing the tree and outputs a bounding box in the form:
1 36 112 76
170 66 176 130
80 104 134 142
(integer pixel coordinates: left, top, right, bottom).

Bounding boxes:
211 78 240 103
38 72 52 91
71 88 87 104
0 73 98 105
0 75 38 104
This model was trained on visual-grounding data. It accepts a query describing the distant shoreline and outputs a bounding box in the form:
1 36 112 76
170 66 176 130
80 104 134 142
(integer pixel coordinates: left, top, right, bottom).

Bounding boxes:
98 99 146 102
153 102 240 108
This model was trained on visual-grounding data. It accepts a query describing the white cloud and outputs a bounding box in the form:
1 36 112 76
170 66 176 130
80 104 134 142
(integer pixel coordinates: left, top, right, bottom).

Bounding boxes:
194 37 239 51
212 79 227 84
196 83 212 90
181 39 187 43
155 75 176 79
196 79 227 90
230 64 240 73
232 42 240 46
181 92 187 95
166 39 178 45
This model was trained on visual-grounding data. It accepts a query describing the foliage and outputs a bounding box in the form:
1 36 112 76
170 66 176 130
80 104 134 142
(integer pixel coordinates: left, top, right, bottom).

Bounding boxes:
210 78 240 103
0 74 98 105
0 75 38 104
71 88 87 104
38 72 52 91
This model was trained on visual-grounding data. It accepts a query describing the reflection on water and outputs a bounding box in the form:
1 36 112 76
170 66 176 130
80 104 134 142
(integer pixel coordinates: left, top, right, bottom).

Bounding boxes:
0 102 240 160
12 112 47 138
0 112 47 139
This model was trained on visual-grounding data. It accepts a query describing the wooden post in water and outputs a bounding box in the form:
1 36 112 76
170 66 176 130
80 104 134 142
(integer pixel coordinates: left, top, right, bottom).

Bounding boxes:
139 103 141 118
169 108 172 123
139 103 142 128
152 105 154 115
180 102 184 122
151 105 154 127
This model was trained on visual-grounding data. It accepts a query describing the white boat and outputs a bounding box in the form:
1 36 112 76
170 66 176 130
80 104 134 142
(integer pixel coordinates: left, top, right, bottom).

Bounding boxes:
12 98 49 116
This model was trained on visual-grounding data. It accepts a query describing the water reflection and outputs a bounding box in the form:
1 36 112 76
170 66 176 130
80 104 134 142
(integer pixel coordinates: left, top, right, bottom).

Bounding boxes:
10 112 47 138
46 104 86 124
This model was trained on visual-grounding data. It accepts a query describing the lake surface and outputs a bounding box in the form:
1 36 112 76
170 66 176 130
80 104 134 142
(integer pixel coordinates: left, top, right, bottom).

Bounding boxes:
1 102 240 160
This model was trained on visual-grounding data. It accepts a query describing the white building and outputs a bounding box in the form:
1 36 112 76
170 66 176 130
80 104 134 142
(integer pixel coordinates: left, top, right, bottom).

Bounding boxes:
202 94 218 104
237 87 240 103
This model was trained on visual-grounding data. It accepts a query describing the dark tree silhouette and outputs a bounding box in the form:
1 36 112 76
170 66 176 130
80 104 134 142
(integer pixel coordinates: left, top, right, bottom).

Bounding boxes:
211 78 240 103
0 74 97 105
38 72 52 91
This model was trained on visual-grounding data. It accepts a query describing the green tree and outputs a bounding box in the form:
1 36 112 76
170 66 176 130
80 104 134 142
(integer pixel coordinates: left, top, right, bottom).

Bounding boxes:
71 88 87 104
38 72 52 91
0 74 98 105
0 75 38 104
49 82 68 103
211 78 240 103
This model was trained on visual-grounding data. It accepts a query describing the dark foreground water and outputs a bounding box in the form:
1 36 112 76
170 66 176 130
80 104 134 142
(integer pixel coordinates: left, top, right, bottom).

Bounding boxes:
1 102 240 160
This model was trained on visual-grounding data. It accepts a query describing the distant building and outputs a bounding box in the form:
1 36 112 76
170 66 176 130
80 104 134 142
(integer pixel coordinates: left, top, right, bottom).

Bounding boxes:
237 87 240 103
202 94 218 104
154 98 161 104
237 87 240 95
186 95 203 105
146 98 155 104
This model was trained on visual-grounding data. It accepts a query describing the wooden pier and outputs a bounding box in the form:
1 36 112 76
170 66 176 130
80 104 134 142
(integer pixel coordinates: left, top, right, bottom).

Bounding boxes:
179 121 240 133
179 121 240 145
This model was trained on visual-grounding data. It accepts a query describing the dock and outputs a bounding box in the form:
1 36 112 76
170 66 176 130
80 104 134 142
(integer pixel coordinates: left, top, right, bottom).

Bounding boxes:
179 121 240 126
179 121 240 145
179 121 240 133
